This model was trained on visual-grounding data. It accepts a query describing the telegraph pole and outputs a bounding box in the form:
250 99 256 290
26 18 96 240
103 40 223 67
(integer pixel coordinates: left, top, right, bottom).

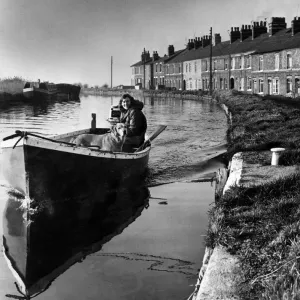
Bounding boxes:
209 27 213 96
111 56 113 88
143 48 146 89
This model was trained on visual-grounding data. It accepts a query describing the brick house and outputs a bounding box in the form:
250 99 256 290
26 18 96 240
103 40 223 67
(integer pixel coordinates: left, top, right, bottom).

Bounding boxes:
250 17 300 96
155 45 185 90
131 16 300 96
130 48 153 89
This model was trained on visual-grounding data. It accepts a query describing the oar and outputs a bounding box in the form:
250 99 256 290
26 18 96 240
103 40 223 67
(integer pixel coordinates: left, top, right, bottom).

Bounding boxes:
135 125 167 152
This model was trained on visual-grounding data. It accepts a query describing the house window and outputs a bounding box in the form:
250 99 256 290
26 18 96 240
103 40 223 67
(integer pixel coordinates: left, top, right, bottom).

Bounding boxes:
189 63 191 72
246 55 251 68
236 57 241 69
195 62 197 72
155 64 158 72
241 56 244 69
295 78 300 94
159 64 162 72
287 54 292 69
259 56 263 71
287 77 292 93
220 78 223 89
273 78 279 94
213 60 217 70
247 77 252 90
259 79 264 93
185 64 188 72
225 59 228 70
204 60 208 71
275 54 279 70
224 78 228 90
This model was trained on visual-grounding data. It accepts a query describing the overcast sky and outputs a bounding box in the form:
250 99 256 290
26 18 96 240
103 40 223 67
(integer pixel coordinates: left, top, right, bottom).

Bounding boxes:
0 0 298 86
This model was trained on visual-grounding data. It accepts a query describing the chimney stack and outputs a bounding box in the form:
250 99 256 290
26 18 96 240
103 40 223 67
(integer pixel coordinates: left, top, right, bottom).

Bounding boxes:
214 33 221 45
240 24 252 41
186 39 195 50
152 51 159 61
252 21 267 39
268 17 286 36
193 37 201 49
168 45 175 56
202 35 211 48
141 48 147 62
230 27 240 43
292 17 300 36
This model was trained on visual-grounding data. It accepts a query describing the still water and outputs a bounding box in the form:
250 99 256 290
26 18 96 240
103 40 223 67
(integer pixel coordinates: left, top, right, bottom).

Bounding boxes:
0 94 227 299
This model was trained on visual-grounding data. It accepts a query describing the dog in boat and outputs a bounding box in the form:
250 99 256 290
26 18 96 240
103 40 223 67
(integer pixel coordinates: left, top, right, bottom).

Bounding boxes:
71 123 127 152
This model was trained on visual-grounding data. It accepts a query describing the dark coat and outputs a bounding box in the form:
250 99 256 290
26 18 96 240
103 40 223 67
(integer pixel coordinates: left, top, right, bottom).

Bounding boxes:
119 99 147 138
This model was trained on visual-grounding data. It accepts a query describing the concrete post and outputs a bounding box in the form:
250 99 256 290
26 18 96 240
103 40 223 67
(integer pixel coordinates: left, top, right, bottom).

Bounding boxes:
270 148 285 166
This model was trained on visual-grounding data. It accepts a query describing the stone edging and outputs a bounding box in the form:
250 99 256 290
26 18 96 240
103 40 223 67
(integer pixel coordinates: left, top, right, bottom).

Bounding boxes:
191 152 243 300
190 100 241 300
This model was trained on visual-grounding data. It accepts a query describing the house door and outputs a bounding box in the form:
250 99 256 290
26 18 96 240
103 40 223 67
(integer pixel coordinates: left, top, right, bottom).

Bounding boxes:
268 79 272 94
230 78 234 89
295 78 300 95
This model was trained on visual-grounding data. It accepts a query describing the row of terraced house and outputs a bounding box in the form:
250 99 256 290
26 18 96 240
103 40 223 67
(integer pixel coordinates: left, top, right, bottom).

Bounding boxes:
130 17 300 97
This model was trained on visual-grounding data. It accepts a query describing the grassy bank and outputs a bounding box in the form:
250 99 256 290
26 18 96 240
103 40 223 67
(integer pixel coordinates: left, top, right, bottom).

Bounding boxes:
207 90 300 299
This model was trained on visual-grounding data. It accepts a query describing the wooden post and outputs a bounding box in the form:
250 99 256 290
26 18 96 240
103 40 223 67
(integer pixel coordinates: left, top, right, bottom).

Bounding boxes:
91 113 96 132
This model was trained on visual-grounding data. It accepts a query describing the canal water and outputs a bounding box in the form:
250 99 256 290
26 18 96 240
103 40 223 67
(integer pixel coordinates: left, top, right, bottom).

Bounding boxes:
0 94 227 299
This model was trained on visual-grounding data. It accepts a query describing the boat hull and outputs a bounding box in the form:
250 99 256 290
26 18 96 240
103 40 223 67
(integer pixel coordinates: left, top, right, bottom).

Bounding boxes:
23 87 58 100
1 128 150 205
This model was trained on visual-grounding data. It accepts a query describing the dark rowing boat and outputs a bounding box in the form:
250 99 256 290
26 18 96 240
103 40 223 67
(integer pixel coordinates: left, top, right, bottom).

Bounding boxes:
0 124 151 206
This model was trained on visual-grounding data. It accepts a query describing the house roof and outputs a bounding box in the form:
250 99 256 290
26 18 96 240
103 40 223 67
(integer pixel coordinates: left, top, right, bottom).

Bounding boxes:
131 27 300 67
130 59 153 67
254 28 300 54
130 49 185 67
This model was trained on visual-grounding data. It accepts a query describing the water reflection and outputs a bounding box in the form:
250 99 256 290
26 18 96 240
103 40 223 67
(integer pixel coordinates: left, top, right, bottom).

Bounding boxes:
2 183 150 299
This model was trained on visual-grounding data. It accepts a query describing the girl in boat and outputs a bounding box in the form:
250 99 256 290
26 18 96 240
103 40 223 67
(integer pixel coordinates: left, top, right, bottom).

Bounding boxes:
119 94 147 152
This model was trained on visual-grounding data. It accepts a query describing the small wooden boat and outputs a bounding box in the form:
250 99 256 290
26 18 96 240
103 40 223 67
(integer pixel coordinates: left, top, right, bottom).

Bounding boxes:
1 124 151 203
23 80 58 99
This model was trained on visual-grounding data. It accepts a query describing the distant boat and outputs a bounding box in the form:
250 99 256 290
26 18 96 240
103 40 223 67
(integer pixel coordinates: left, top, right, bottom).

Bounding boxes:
55 83 81 99
23 81 58 99
23 81 81 100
